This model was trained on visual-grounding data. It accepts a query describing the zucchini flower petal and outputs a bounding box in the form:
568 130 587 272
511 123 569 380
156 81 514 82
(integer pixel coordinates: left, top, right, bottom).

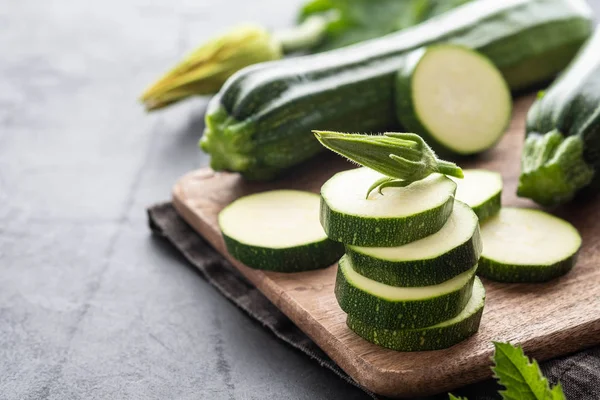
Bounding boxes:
140 24 282 111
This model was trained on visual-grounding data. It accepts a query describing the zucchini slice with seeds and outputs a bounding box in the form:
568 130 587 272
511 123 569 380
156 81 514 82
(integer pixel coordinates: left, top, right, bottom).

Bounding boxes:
320 167 456 247
219 190 344 272
479 208 581 282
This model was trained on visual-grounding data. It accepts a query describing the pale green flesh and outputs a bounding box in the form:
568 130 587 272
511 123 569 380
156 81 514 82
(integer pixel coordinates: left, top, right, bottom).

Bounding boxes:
341 259 478 301
412 46 512 154
421 277 485 328
481 208 581 266
219 190 327 249
348 201 478 261
451 169 503 209
321 167 456 218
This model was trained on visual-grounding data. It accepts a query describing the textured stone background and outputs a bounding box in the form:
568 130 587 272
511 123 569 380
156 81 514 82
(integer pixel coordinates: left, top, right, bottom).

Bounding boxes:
0 1 598 399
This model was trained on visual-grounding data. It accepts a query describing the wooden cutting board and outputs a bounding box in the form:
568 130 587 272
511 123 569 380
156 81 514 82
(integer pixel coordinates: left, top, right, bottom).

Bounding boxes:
172 95 600 398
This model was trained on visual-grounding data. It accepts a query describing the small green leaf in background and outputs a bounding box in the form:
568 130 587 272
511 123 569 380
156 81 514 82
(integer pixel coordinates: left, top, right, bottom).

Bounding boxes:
448 394 468 400
299 0 474 52
492 342 566 400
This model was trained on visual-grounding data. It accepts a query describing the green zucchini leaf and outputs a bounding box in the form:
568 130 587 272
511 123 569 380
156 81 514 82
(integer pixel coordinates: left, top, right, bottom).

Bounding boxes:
492 342 566 400
299 0 474 52
550 384 566 400
449 394 468 400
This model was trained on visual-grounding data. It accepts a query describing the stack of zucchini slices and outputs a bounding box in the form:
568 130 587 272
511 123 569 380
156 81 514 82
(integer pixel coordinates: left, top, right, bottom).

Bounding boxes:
321 168 500 351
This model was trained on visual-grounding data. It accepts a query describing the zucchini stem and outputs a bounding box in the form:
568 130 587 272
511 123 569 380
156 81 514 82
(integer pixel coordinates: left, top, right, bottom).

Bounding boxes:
517 130 594 206
436 159 464 178
275 14 337 54
313 130 464 197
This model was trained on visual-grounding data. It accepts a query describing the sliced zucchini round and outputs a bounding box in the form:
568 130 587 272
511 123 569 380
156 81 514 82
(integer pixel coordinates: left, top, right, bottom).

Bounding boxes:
346 201 481 287
451 169 503 221
335 255 477 330
347 277 485 352
320 167 456 247
219 190 344 272
395 45 512 155
479 208 581 283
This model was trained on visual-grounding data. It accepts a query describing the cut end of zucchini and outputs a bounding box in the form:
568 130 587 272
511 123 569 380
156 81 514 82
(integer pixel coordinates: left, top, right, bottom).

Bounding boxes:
451 169 503 221
219 190 344 271
396 44 512 155
518 131 595 207
479 208 581 282
320 168 456 246
346 201 482 287
346 277 485 352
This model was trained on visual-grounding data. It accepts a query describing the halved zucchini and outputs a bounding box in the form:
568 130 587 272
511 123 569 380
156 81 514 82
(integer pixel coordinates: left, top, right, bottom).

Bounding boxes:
347 277 485 352
346 201 481 287
219 190 344 272
479 208 581 282
335 255 477 329
395 45 512 155
320 167 456 247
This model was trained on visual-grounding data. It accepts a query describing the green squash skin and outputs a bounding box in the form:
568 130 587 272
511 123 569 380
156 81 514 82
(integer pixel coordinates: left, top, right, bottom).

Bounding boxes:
320 193 455 247
346 278 485 352
334 256 477 329
394 45 512 156
471 191 502 222
222 233 344 272
519 28 600 206
346 225 482 287
201 0 593 180
478 252 578 283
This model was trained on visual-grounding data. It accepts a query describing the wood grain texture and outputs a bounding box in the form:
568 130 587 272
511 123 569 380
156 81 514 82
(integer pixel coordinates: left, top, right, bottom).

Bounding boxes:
172 95 600 398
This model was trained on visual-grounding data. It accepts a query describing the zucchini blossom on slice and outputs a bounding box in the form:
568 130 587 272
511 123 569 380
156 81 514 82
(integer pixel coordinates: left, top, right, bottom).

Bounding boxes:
313 130 463 198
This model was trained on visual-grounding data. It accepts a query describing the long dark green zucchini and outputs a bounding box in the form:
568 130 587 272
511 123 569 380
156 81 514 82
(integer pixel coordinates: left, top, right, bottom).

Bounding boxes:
518 28 600 206
201 0 593 180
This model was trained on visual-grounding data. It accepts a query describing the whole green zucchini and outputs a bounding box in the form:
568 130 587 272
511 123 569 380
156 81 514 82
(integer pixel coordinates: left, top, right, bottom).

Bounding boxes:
201 0 593 180
518 28 600 206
